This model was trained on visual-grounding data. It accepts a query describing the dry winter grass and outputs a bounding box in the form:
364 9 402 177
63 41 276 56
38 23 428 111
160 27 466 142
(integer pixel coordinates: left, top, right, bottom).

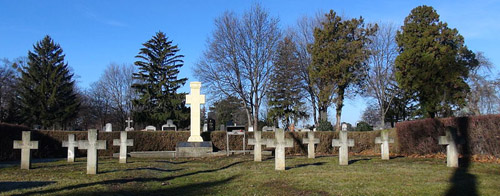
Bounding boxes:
0 155 499 195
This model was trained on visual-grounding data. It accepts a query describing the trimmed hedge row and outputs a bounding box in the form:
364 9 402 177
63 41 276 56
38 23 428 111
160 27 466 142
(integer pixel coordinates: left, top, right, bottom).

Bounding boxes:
395 114 500 157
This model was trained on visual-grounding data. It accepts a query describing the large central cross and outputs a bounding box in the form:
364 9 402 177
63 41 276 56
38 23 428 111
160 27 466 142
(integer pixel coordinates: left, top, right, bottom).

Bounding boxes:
13 131 39 170
62 134 78 162
302 131 320 159
113 131 134 163
186 82 205 142
332 129 354 165
248 130 266 162
375 130 394 160
438 128 459 167
267 128 294 170
78 129 107 174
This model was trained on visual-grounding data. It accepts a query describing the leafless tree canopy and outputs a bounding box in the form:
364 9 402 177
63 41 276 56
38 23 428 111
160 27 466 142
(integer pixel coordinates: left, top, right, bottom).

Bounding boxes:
195 4 281 129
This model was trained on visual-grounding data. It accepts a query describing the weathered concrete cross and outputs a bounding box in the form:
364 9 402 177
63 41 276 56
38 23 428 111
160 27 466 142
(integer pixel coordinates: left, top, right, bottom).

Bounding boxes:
375 130 394 160
438 128 459 167
62 134 78 162
332 129 354 165
113 131 134 163
302 131 320 158
78 129 107 174
266 128 294 170
186 82 205 142
13 131 38 170
248 130 266 162
125 117 133 131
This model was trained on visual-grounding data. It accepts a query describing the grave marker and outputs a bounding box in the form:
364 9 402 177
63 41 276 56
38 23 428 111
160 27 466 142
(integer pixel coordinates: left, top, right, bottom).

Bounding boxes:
78 129 107 174
332 127 354 165
302 131 320 158
113 131 134 163
13 131 38 170
125 117 134 131
248 130 266 162
375 130 394 160
438 128 459 167
267 128 294 170
62 134 78 162
186 81 205 142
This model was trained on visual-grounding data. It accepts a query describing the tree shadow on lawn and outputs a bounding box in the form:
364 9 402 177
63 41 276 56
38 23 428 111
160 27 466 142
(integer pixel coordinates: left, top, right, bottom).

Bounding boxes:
285 162 327 170
155 160 189 165
348 158 371 164
0 181 56 193
100 167 184 174
17 161 247 196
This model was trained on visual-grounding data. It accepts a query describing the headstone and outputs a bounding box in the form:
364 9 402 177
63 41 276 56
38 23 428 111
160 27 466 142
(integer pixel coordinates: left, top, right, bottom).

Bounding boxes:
438 128 459 167
302 131 320 158
62 134 78 162
161 119 177 131
125 117 134 131
203 123 208 132
248 126 254 132
105 123 112 132
248 130 266 162
375 130 394 160
186 81 205 142
113 131 134 163
13 131 38 170
220 124 226 132
266 128 294 170
332 129 354 165
78 129 107 174
262 126 272 132
145 125 156 131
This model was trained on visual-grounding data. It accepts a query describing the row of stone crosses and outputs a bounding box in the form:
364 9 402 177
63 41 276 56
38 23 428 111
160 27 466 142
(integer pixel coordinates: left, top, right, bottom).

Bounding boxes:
13 126 459 174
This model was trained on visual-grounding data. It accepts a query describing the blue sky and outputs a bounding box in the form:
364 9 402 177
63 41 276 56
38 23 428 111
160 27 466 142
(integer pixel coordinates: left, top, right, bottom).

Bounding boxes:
1 0 499 125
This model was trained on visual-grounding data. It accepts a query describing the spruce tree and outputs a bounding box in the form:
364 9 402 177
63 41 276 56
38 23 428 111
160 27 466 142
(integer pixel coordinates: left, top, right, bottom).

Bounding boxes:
395 6 478 118
132 32 189 127
19 35 79 129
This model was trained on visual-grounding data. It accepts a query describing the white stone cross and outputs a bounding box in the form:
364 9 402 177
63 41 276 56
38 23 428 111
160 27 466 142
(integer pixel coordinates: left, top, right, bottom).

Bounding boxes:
439 128 459 168
13 131 39 170
266 128 294 170
62 134 78 162
186 81 205 142
302 131 320 159
332 130 354 165
125 117 134 131
78 129 107 174
113 131 134 163
375 130 394 160
248 130 267 162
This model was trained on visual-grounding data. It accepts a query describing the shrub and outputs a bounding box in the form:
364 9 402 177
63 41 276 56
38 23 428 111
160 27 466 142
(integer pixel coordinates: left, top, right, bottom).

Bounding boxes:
317 120 334 131
355 121 373 131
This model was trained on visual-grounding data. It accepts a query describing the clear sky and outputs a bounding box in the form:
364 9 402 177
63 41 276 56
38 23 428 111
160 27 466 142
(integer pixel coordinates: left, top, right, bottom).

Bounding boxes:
1 0 499 125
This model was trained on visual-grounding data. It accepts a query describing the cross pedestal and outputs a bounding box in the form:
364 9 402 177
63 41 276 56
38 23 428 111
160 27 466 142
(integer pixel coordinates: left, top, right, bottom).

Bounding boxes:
62 134 78 162
375 130 394 160
332 130 354 165
113 131 134 163
248 130 266 162
13 131 39 170
439 129 459 167
267 129 294 170
302 131 320 158
186 82 205 142
79 129 107 174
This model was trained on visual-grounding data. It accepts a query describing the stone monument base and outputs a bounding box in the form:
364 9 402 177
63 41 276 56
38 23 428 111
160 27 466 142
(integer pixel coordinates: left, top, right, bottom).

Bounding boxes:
176 142 213 157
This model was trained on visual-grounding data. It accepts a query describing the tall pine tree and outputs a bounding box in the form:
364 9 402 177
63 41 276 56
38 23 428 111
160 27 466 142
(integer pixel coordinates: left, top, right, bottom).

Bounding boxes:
132 32 189 128
19 35 79 129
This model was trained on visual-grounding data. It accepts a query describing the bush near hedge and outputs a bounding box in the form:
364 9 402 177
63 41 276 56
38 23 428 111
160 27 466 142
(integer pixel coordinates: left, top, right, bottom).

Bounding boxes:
395 114 500 157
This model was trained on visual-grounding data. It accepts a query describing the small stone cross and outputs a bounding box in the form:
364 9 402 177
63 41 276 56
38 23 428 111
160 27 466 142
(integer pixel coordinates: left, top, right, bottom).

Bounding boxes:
125 117 133 131
332 130 354 165
78 129 107 174
113 131 134 163
438 128 459 167
375 130 394 160
13 131 39 170
62 134 78 162
248 130 266 162
186 82 205 142
266 128 294 170
302 131 320 159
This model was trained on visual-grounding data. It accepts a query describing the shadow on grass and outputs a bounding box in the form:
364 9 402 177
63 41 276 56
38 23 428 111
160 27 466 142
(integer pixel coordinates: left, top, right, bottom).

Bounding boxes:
16 161 247 196
0 181 56 193
286 162 326 170
389 155 405 160
348 158 371 164
155 160 189 164
100 167 183 174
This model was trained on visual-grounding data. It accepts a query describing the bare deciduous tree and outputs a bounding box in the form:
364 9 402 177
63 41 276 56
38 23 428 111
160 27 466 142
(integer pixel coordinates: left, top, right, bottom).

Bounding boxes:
195 4 281 130
464 52 499 115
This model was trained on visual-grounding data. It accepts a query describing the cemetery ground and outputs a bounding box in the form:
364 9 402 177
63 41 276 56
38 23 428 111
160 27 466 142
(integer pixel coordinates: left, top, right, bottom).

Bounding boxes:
1 155 499 195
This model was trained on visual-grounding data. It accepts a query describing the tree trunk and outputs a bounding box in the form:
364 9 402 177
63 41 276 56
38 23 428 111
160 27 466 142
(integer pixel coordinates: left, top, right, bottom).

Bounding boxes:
319 106 328 122
335 88 345 131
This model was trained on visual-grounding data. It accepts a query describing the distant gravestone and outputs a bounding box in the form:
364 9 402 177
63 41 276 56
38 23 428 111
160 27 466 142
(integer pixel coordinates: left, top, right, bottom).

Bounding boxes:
62 134 78 162
248 130 266 162
375 130 394 160
220 124 226 132
439 128 459 167
332 126 354 165
248 126 254 132
113 131 134 163
125 117 134 131
267 128 294 170
105 123 112 132
13 131 38 170
145 125 156 131
262 126 273 132
203 123 208 132
79 129 107 174
162 119 177 131
302 131 320 158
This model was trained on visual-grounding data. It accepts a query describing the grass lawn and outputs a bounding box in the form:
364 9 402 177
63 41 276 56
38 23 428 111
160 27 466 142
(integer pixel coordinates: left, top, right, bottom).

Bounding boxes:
0 155 499 195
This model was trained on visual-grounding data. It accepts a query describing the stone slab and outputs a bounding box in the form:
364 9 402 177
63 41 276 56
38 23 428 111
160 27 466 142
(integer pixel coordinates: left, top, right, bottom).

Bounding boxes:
176 141 213 157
